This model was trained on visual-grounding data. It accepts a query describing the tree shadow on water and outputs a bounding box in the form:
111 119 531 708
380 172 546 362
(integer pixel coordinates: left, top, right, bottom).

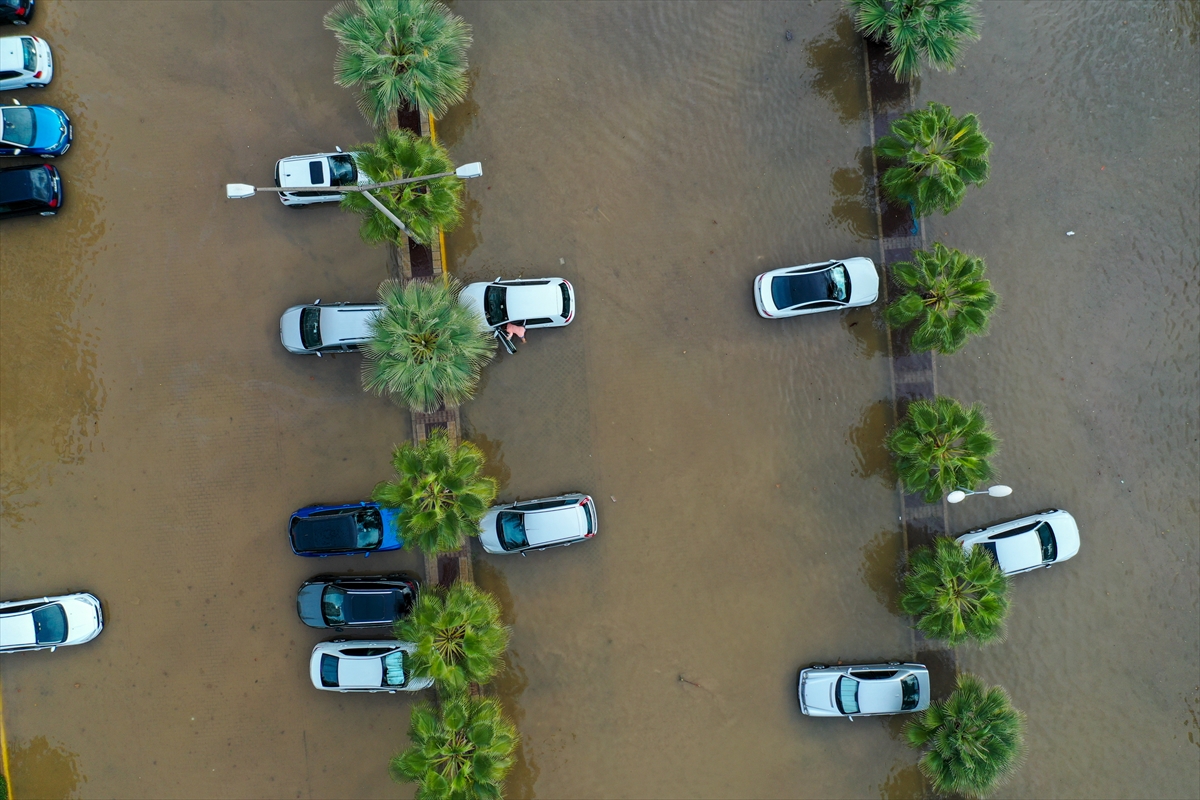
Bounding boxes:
805 12 867 125
828 145 877 241
859 529 904 617
877 758 928 799
9 736 86 800
847 400 896 488
466 431 512 494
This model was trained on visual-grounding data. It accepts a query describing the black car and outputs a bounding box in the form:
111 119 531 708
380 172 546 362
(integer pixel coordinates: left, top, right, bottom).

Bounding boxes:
0 0 34 25
0 162 60 219
296 574 419 630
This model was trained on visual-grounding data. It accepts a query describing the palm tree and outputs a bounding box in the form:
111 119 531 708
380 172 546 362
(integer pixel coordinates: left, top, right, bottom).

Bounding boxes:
341 128 464 246
906 672 1025 797
372 429 498 555
395 581 511 693
875 101 991 217
885 242 998 354
325 0 472 125
362 278 495 413
390 694 517 799
886 395 998 503
899 536 1009 646
847 0 980 81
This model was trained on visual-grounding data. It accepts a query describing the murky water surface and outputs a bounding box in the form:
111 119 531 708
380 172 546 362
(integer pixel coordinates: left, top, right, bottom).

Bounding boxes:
1 2 1195 798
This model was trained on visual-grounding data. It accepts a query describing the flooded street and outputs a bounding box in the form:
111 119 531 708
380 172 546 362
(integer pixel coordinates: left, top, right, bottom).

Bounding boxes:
1 1 1196 798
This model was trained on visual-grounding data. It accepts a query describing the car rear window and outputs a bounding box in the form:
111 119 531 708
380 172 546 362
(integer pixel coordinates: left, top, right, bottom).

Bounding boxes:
835 676 860 714
21 37 36 72
497 511 528 551
354 509 384 549
1036 522 1057 563
300 307 321 350
581 501 594 533
33 604 67 645
901 675 921 711
320 654 339 687
484 286 508 327
561 283 571 317
1 107 35 147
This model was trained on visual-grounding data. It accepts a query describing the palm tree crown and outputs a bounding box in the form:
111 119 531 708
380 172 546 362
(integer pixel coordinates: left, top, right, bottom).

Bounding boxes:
886 395 998 503
394 581 511 693
905 672 1025 798
325 0 472 125
342 128 464 246
391 694 517 800
362 278 495 413
899 536 1010 646
876 101 991 217
885 242 998 354
373 429 498 555
848 0 980 81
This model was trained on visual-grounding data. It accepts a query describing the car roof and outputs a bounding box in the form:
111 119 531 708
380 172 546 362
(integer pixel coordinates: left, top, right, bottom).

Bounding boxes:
855 676 907 713
505 282 562 320
994 532 1044 572
523 504 586 546
343 589 403 624
338 655 383 688
0 610 36 647
292 514 359 552
278 154 333 189
320 305 380 345
0 37 26 71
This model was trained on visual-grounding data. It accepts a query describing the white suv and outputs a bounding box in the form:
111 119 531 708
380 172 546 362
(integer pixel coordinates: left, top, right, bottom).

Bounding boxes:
0 35 53 90
1 592 103 653
459 277 575 332
279 300 382 355
274 148 368 207
309 640 433 693
479 493 597 555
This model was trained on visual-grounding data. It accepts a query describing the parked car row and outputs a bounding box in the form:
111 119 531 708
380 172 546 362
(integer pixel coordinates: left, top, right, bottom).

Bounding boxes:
1 27 76 220
798 509 1080 719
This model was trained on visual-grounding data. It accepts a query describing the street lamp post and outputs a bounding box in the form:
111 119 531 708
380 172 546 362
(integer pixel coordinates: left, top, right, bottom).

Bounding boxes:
947 485 1013 504
224 162 483 238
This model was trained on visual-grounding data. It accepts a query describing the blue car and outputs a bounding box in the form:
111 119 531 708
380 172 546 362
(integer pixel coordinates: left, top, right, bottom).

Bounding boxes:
1 101 71 157
289 501 403 557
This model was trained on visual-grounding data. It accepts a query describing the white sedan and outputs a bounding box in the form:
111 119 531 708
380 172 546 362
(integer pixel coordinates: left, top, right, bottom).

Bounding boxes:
753 257 879 319
0 592 103 653
798 662 930 718
274 148 369 207
957 509 1080 576
459 277 575 332
309 640 433 693
478 493 597 555
0 35 53 90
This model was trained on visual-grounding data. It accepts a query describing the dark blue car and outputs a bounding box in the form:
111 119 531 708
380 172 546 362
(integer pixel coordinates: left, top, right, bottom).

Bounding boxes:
0 101 71 157
289 501 403 557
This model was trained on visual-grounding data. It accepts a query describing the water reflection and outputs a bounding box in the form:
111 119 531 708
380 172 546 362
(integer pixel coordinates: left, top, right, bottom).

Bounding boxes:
828 146 877 241
9 735 86 800
436 66 482 149
859 529 904 616
877 759 926 800
468 431 512 493
804 12 867 125
847 400 895 487
445 191 484 269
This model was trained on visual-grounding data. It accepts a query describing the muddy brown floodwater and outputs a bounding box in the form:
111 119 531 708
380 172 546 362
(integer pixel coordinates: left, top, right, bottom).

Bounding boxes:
0 2 1196 799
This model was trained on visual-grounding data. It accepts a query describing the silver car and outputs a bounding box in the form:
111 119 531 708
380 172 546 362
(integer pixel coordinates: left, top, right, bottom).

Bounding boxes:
956 509 1080 576
0 592 103 653
797 662 930 718
478 493 597 555
279 300 382 355
309 639 433 693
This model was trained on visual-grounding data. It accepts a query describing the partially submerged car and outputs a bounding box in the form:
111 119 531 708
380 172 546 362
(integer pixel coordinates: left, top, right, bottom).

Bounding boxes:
289 501 402 557
274 148 368 206
279 300 381 355
0 592 103 653
309 639 433 693
798 662 929 718
753 257 879 319
296 574 418 630
478 493 597 555
1 100 71 157
957 509 1080 576
0 34 51 90
0 162 61 219
459 277 575 332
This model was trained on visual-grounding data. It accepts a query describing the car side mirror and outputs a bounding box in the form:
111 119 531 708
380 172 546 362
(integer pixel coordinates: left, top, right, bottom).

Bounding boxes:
520 552 527 558
11 99 20 105
315 352 322 358
364 552 370 558
50 646 57 652
12 149 20 155
335 146 343 153
847 715 854 722
313 299 321 305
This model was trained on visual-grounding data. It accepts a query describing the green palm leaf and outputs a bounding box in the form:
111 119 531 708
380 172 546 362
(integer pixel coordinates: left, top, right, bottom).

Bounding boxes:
394 581 510 690
900 537 1011 646
886 395 999 502
884 243 998 354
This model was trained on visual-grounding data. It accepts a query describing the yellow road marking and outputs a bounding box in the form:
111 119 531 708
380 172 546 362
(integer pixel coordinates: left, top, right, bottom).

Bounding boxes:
0 673 14 800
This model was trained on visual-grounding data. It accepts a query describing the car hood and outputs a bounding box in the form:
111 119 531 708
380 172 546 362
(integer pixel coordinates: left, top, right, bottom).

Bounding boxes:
478 508 502 550
280 306 305 351
506 284 562 320
801 671 840 715
844 257 879 305
297 583 325 627
31 106 68 148
61 594 102 645
458 283 489 330
1050 511 1081 561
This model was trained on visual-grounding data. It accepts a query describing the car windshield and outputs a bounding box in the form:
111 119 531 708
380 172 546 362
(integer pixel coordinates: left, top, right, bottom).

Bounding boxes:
21 37 35 72
328 154 357 187
25 166 52 202
979 542 999 564
320 654 339 687
484 286 508 326
1 107 35 147
1036 522 1057 562
900 675 921 711
497 511 528 551
771 264 850 309
322 586 347 625
561 282 571 317
354 509 384 549
835 676 860 714
32 604 67 645
300 307 321 350
383 651 406 687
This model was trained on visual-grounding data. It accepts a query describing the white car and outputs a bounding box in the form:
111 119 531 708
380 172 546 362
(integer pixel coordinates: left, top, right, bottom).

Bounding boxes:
309 640 433 693
957 509 1080 576
0 35 53 90
280 300 382 355
459 277 575 332
479 493 597 555
798 662 930 718
753 257 879 319
274 148 369 207
0 592 102 653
